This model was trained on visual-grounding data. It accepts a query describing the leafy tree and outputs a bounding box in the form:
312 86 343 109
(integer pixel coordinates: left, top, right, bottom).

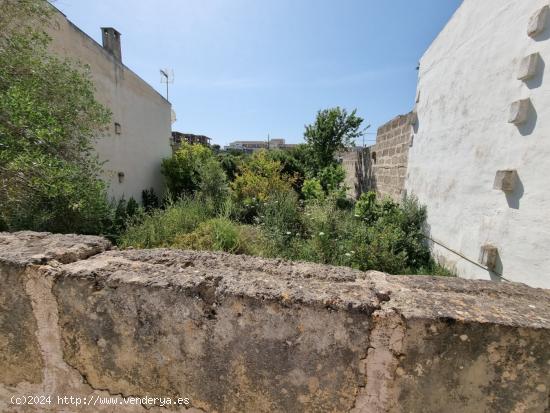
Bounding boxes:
265 149 305 193
161 142 213 196
0 0 113 234
197 157 229 212
217 150 243 181
304 107 364 170
231 150 294 204
230 150 295 222
318 163 346 193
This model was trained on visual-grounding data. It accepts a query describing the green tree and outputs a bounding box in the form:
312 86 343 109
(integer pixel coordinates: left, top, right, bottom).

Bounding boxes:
161 142 213 196
197 157 230 212
231 150 294 204
0 0 113 234
304 107 364 170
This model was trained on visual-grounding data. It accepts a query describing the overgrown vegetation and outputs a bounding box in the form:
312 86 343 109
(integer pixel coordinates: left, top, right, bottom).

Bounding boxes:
121 110 452 276
1 2 450 276
0 0 113 234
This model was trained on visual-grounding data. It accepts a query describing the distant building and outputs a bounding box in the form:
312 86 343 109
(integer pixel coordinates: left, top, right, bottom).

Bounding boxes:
225 138 297 153
47 5 172 202
171 132 211 153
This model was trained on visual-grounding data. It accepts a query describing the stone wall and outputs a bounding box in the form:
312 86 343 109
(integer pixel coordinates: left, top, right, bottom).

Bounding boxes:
338 148 371 199
1 232 549 412
368 113 413 201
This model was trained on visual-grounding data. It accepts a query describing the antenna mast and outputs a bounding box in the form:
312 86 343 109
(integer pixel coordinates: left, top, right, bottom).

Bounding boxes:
160 68 174 101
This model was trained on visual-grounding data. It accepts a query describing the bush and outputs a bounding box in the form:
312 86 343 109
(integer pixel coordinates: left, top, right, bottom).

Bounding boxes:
217 151 243 181
302 178 324 201
107 196 141 241
1 158 112 234
197 158 229 213
256 189 304 257
173 218 265 256
142 187 160 211
161 142 213 197
318 163 346 193
231 150 295 222
118 197 209 248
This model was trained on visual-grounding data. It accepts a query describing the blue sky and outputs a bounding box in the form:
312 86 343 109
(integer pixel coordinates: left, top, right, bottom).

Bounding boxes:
54 0 462 147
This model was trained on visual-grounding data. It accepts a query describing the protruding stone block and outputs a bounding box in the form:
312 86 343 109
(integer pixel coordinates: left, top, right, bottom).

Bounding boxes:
508 99 531 125
518 53 540 81
479 244 498 270
409 111 418 126
493 170 518 192
528 5 549 38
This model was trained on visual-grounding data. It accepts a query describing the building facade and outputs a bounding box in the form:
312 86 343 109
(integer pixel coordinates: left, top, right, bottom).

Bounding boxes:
225 138 297 153
47 7 172 202
171 132 211 153
405 0 550 288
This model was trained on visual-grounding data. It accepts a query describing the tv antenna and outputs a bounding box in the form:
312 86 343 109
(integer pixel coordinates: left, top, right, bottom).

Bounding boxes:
160 68 174 101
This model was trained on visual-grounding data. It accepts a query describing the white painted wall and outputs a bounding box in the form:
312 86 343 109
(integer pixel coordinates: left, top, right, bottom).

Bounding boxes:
48 9 172 202
406 0 550 288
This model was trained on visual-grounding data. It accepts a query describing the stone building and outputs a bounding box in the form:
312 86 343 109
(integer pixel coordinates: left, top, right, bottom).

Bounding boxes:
47 6 172 202
405 0 550 288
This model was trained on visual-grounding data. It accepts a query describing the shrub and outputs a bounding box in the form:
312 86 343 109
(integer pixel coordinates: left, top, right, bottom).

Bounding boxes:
1 158 112 234
118 197 209 248
173 218 265 256
302 178 324 201
266 149 305 193
197 157 229 213
299 197 356 265
161 142 213 197
142 187 160 211
109 196 140 240
231 150 295 222
174 218 240 253
318 163 346 193
217 151 243 181
257 189 304 257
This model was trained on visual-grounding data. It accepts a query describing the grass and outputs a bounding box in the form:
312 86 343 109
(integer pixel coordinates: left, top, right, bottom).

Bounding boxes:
118 192 454 277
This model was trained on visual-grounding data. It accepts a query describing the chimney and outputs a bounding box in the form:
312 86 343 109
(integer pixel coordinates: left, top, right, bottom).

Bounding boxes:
101 27 122 62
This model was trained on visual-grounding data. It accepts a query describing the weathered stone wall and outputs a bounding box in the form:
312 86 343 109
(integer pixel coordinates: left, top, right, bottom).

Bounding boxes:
368 113 413 201
1 232 549 412
338 148 371 199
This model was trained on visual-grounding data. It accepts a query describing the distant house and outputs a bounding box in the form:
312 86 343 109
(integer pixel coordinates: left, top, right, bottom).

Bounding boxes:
47 5 172 202
171 132 211 153
225 138 297 153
